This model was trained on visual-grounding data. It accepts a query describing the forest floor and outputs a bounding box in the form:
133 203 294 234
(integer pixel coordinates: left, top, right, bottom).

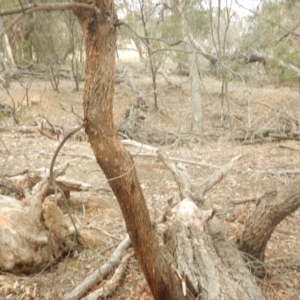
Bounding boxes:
1 62 300 299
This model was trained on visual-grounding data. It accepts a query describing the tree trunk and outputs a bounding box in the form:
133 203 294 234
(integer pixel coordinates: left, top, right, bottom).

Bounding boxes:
239 181 300 263
132 36 144 61
184 35 203 134
72 1 184 299
164 198 265 300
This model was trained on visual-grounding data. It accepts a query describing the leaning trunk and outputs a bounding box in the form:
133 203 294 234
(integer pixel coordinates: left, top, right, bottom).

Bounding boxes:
73 1 184 299
239 181 300 262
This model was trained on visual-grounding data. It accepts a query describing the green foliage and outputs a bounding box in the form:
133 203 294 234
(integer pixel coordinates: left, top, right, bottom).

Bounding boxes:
2 4 82 67
28 12 70 64
17 40 32 62
0 0 20 10
239 0 300 85
277 68 297 84
159 11 182 42
0 106 11 123
184 8 209 37
0 110 7 123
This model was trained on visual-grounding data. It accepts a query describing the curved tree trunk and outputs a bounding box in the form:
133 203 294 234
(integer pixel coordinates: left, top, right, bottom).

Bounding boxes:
239 181 300 262
72 1 184 299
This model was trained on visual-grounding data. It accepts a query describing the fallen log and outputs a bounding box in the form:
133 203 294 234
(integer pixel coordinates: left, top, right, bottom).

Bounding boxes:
0 163 78 274
160 153 265 299
164 198 265 299
5 166 91 199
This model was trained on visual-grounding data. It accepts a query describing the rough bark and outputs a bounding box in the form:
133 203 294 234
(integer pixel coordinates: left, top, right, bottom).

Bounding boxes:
160 153 265 299
239 180 300 262
73 1 184 299
5 166 91 199
164 198 265 300
0 164 77 274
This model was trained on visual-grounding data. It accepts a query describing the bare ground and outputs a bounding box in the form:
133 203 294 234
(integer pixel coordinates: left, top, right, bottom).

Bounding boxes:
0 63 300 299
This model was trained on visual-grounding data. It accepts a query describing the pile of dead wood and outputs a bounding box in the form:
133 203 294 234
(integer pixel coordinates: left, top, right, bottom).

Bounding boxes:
0 163 90 274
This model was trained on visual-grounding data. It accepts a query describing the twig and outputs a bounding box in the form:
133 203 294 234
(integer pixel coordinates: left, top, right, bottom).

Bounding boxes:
196 154 242 201
279 145 300 152
86 225 122 241
49 122 86 182
231 197 260 205
82 251 134 300
48 121 87 246
254 169 300 176
63 234 131 300
121 139 220 168
158 152 192 199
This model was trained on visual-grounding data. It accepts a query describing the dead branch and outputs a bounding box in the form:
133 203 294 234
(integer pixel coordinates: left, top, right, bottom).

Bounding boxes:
158 151 241 208
121 139 220 168
158 152 192 199
157 69 179 87
82 251 134 300
5 164 90 199
115 77 144 106
196 154 242 202
49 124 85 185
121 139 158 153
254 169 300 176
235 130 300 144
206 214 265 299
279 145 300 151
63 234 131 300
85 225 122 241
188 34 218 65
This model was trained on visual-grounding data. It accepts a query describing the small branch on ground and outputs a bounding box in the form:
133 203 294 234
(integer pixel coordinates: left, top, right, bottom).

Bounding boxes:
121 139 219 168
63 235 131 300
82 251 134 300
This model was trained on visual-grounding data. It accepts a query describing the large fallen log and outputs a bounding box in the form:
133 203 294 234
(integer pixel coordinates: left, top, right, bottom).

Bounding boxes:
164 198 265 299
0 163 78 274
160 154 265 299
